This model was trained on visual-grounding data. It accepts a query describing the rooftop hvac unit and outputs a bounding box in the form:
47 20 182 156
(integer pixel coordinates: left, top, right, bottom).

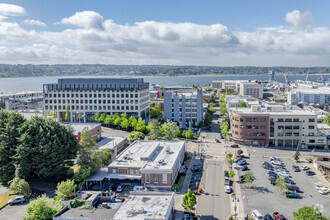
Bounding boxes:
165 147 170 152
138 207 144 214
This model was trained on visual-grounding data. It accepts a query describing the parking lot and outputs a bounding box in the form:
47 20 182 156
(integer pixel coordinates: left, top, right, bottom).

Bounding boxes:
240 148 330 219
0 201 29 220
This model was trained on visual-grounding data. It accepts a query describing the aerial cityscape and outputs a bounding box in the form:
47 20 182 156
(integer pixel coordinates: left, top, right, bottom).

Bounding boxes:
0 1 329 220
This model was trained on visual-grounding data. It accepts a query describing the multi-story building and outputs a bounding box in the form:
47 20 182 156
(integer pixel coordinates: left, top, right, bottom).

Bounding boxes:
239 81 263 99
225 95 259 109
229 104 328 149
288 87 330 105
164 89 203 129
107 141 185 190
211 80 238 91
0 91 43 111
43 78 149 122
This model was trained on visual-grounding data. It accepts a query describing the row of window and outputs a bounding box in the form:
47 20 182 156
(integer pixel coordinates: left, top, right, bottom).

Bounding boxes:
233 117 267 122
45 105 139 111
145 173 167 184
46 93 140 98
233 124 267 130
46 99 139 104
233 131 266 136
276 118 315 123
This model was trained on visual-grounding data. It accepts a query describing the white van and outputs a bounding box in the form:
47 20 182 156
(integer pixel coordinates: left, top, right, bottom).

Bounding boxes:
251 210 263 220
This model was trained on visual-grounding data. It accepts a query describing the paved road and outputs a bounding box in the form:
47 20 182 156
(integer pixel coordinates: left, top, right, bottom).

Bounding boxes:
102 126 130 138
197 159 230 220
0 202 29 220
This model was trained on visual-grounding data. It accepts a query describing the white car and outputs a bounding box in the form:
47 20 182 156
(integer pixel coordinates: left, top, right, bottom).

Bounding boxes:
278 171 289 177
271 160 282 165
315 184 325 190
270 157 280 161
300 165 310 170
318 188 329 195
224 186 232 193
133 186 147 192
8 196 26 205
116 185 125 192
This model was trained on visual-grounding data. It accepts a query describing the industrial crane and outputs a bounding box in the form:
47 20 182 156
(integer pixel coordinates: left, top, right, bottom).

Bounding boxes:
283 72 288 84
305 69 310 82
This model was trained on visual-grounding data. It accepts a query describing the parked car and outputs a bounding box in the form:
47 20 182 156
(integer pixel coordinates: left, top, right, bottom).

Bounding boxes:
287 185 299 192
231 144 239 148
268 171 276 175
8 196 26 205
284 177 295 184
116 184 125 192
264 214 274 220
191 165 202 173
133 186 147 192
292 165 300 172
317 188 330 195
224 170 229 177
278 171 289 177
238 159 247 165
286 192 302 199
270 157 280 161
251 210 263 220
268 173 278 178
315 184 326 190
273 212 287 220
306 171 316 176
300 165 310 170
270 179 276 185
215 139 221 143
224 177 230 186
271 160 282 166
224 186 232 193
241 165 248 171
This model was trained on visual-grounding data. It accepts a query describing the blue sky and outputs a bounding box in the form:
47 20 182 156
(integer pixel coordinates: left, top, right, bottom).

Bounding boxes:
1 1 330 66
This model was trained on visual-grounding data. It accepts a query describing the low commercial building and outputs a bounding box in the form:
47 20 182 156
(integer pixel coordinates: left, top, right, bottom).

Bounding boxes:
107 141 185 189
113 191 174 220
164 89 203 129
211 80 238 91
225 95 259 109
229 104 328 149
239 81 263 99
68 123 102 142
288 87 330 105
309 152 330 179
98 137 128 161
0 91 43 111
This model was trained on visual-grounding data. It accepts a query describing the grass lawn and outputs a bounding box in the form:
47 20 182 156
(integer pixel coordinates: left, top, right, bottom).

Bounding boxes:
0 191 15 209
177 175 186 190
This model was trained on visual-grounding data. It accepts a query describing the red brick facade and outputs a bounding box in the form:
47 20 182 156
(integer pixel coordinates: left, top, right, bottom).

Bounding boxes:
231 113 269 146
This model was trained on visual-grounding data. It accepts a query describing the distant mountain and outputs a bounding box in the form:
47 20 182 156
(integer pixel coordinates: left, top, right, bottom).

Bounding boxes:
0 64 329 78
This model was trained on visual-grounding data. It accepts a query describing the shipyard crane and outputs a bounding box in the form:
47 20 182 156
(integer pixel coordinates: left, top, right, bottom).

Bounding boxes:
319 71 324 82
305 69 310 82
283 72 288 84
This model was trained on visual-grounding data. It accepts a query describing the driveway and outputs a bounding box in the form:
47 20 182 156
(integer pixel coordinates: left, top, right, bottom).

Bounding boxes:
0 201 29 220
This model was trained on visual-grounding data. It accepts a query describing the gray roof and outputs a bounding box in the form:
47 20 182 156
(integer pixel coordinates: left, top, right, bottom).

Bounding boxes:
85 167 108 182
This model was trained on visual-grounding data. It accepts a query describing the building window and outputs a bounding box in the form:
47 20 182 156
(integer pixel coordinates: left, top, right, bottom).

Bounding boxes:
309 139 315 143
246 132 251 136
293 118 299 122
285 118 292 122
293 126 299 130
308 126 314 129
278 132 284 136
246 126 252 129
253 118 259 122
253 125 259 129
240 118 243 122
260 126 266 130
246 118 252 122
130 169 134 174
278 118 284 122
155 177 158 184
309 118 315 122
136 170 139 175
162 174 167 184
112 169 116 174
317 139 324 143
260 118 266 122
146 174 150 183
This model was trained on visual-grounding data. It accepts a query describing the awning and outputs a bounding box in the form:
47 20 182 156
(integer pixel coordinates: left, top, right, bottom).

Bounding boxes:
84 167 108 182
106 173 142 180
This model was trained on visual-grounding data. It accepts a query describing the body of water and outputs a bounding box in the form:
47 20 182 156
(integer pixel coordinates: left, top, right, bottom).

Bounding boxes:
0 74 328 94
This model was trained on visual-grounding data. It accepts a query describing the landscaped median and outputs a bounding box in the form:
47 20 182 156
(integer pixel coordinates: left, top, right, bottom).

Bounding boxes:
0 190 15 210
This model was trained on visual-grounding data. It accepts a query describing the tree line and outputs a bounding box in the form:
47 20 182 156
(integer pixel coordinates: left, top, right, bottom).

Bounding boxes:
0 64 329 78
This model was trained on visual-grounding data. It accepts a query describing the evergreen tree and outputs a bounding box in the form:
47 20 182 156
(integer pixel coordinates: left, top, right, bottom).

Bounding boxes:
16 117 78 179
52 106 57 120
77 128 98 167
65 101 70 121
0 111 25 184
148 120 161 140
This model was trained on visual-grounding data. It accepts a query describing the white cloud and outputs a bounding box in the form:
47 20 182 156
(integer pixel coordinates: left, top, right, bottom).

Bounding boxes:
23 19 47 27
285 10 314 31
0 3 26 16
61 11 104 30
1 9 330 66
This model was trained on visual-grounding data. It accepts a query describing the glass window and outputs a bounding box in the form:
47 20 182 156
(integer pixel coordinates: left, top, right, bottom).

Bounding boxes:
293 118 299 122
260 126 267 130
309 126 314 129
260 118 266 122
253 125 259 129
246 118 252 122
293 126 299 130
278 132 284 136
145 174 150 183
253 118 259 122
317 139 324 143
246 132 252 136
162 174 167 184
240 118 243 122
278 126 284 129
309 118 315 122
285 118 292 122
278 118 284 122
246 126 252 129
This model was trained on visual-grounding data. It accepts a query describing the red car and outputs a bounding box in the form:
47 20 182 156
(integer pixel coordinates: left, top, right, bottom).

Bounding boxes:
273 212 287 220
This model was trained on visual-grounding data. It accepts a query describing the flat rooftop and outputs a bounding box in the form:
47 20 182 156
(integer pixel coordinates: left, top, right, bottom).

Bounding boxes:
230 107 316 116
99 137 127 150
290 87 330 94
109 141 185 171
113 192 174 220
66 123 101 135
54 207 118 220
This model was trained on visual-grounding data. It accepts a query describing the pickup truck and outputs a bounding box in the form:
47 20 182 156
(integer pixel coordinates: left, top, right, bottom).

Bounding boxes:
273 212 287 220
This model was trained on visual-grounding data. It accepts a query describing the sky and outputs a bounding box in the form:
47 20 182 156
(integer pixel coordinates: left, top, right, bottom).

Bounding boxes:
1 0 330 66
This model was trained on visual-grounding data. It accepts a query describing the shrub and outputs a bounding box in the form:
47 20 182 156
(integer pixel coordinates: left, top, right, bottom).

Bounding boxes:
10 177 32 197
172 184 180 191
306 157 313 163
77 204 94 210
70 198 85 208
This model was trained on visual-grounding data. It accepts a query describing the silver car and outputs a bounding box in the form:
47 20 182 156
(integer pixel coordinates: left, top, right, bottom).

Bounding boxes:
8 196 26 205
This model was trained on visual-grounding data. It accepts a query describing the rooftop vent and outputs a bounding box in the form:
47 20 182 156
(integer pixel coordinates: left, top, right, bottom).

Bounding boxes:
138 207 144 214
165 147 170 153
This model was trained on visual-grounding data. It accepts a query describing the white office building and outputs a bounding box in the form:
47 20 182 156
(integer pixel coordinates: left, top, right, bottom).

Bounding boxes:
288 87 330 105
164 89 203 129
43 78 149 122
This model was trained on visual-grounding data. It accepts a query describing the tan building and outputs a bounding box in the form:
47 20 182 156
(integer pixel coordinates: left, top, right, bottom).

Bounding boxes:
239 81 263 99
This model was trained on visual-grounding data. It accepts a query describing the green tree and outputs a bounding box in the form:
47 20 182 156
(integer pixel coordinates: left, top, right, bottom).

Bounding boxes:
275 177 287 192
91 149 111 168
243 171 255 187
186 129 195 139
148 120 161 140
182 189 197 214
42 106 45 116
129 131 145 143
93 113 99 122
120 118 130 130
24 194 62 220
98 113 106 124
65 101 70 121
293 206 328 220
204 112 213 126
228 171 235 178
150 107 161 118
10 177 32 197
0 111 25 184
73 165 93 183
16 117 78 179
54 179 76 201
324 112 330 126
135 117 146 132
227 152 233 159
78 128 98 167
162 120 179 140
237 101 247 108
52 106 56 120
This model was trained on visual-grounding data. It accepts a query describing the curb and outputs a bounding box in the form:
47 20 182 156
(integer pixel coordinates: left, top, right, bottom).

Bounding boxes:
0 203 8 211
